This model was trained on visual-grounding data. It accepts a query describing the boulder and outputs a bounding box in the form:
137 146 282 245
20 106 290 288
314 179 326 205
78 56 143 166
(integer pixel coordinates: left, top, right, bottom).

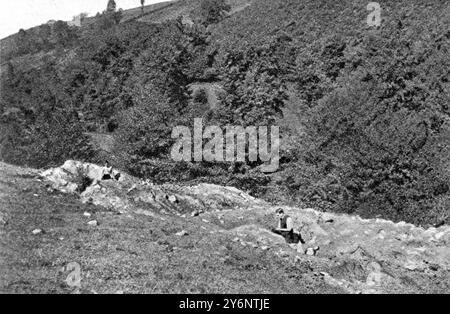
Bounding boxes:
168 195 178 203
176 230 188 237
0 214 6 225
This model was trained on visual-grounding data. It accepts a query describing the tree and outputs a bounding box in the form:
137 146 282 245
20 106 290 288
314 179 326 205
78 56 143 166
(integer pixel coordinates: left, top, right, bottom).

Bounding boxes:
106 0 117 12
199 0 231 26
216 46 287 127
141 0 145 14
52 21 78 48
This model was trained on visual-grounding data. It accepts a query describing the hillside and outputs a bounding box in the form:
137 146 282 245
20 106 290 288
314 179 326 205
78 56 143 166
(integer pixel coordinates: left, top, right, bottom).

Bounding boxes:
1 0 449 229
0 161 341 294
1 160 449 294
0 0 253 63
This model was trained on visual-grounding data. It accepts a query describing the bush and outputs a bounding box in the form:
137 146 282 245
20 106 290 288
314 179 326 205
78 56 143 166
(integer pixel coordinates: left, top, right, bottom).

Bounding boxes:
193 88 208 105
0 109 95 168
199 0 231 26
74 168 94 193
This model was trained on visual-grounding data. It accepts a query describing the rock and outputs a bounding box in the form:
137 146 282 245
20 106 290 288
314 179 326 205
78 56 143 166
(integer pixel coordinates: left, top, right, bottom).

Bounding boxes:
319 213 335 223
127 184 137 193
32 229 43 235
377 230 386 240
279 251 290 258
306 246 319 256
191 211 199 217
87 220 98 227
404 260 424 271
83 212 92 218
176 230 188 237
433 231 447 241
232 237 240 243
261 246 269 251
366 272 383 286
366 262 383 286
168 195 178 203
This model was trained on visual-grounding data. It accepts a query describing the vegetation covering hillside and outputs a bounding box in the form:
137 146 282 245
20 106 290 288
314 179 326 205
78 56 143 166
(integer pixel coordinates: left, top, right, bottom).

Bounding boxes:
1 0 449 227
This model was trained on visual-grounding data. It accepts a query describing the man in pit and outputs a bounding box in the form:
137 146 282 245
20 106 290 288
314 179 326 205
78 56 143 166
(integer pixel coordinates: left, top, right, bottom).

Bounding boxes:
272 208 304 252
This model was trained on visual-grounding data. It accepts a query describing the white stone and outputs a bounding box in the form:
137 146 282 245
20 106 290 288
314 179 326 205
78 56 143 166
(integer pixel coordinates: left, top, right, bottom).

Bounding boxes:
176 230 188 237
87 220 98 227
434 231 447 241
168 195 178 203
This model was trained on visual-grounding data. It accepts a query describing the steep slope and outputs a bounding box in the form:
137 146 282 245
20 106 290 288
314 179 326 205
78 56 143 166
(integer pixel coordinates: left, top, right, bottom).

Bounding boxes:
1 0 449 237
2 160 447 294
211 0 450 52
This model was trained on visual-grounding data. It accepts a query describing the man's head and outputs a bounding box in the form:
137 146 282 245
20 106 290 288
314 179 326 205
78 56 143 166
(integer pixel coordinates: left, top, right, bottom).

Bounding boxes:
275 208 285 219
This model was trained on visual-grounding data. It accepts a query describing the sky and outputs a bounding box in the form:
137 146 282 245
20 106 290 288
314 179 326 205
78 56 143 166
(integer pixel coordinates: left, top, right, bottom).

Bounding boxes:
0 0 162 39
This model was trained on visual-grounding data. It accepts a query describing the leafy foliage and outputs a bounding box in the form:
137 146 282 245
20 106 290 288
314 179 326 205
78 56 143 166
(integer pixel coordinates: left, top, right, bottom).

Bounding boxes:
199 0 231 26
1 0 449 226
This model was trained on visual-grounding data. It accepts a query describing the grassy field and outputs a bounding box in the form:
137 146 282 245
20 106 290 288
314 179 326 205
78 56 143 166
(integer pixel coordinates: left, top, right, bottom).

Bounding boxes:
0 162 342 294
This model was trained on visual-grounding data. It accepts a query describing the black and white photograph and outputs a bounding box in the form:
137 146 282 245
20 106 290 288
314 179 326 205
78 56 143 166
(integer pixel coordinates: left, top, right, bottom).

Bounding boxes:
0 0 449 298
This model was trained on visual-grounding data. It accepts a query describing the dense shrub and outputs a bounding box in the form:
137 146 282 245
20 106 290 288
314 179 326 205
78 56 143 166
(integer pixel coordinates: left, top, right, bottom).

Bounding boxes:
1 0 449 226
199 0 231 26
0 109 94 168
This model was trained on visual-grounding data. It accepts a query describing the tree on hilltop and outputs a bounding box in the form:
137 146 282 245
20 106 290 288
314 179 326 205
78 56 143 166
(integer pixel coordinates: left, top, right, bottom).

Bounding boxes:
107 0 117 12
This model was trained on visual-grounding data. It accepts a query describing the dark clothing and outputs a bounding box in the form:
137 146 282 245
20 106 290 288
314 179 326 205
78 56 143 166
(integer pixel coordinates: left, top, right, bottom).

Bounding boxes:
272 229 302 244
279 215 290 229
102 174 112 180
272 215 303 244
273 215 296 243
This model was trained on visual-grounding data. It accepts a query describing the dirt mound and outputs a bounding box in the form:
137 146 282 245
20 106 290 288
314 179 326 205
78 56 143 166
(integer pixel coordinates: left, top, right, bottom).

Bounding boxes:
42 160 264 215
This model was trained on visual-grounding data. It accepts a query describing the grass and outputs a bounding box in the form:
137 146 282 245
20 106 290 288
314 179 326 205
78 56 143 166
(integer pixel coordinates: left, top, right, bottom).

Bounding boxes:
0 162 342 294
